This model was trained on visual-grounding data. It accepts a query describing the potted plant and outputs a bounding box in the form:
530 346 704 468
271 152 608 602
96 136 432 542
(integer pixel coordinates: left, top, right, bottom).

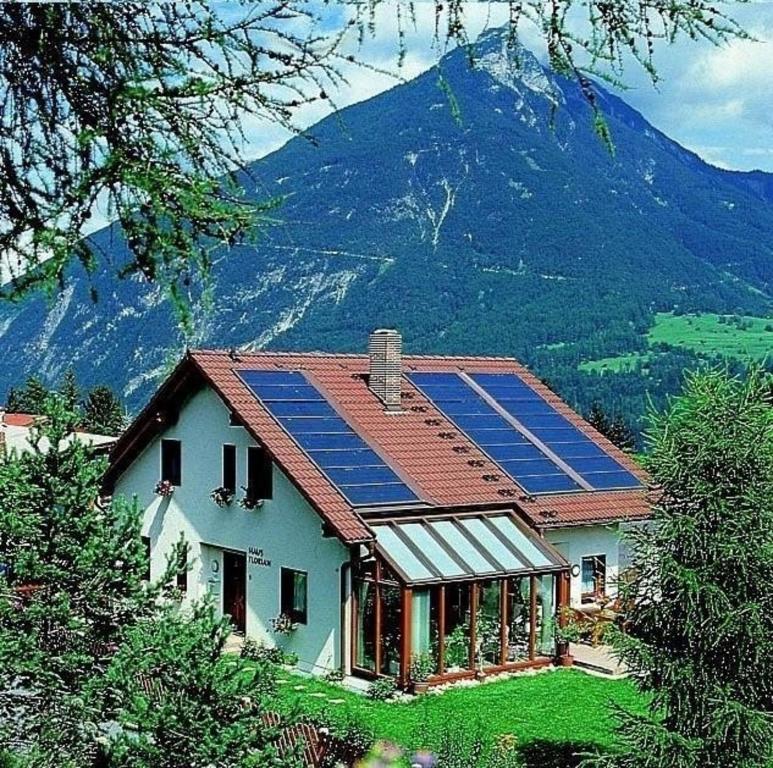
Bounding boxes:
210 486 234 507
408 652 435 694
154 479 174 498
239 487 263 510
555 610 581 666
270 612 297 636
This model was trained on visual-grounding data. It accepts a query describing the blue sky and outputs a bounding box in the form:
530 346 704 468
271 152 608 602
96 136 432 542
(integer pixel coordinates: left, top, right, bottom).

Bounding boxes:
236 1 773 173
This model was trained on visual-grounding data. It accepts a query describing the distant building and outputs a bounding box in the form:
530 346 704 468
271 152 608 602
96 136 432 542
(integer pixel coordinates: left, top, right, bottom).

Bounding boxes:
105 331 651 688
0 411 117 457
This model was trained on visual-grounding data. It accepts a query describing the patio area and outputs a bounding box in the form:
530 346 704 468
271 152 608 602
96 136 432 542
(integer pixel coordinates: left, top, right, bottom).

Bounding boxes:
571 643 627 677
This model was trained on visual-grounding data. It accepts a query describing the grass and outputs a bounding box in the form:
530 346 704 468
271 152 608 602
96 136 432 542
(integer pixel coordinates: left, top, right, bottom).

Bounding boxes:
579 352 653 374
648 313 772 358
579 312 773 373
272 668 646 767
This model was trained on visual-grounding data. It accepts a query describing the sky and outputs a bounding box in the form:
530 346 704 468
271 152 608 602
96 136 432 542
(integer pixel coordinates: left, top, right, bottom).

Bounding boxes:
234 1 773 173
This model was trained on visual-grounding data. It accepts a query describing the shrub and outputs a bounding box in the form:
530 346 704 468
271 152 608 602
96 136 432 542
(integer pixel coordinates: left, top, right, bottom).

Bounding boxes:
486 734 525 768
367 676 397 701
323 667 345 684
308 712 374 768
240 637 295 666
409 652 436 683
410 724 525 768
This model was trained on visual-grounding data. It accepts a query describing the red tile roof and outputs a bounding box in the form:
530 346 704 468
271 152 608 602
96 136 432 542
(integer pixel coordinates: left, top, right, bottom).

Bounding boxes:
107 350 652 544
2 413 38 427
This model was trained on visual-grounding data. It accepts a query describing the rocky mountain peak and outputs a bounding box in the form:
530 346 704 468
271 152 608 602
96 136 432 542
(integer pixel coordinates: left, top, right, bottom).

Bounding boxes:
472 27 563 106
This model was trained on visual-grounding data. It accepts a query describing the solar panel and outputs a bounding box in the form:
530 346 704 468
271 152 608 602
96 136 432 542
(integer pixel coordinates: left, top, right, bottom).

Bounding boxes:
469 373 642 491
239 370 419 508
408 371 642 494
407 372 582 495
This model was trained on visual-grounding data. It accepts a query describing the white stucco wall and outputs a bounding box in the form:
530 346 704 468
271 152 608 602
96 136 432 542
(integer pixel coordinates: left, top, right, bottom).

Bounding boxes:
545 524 621 606
113 385 349 674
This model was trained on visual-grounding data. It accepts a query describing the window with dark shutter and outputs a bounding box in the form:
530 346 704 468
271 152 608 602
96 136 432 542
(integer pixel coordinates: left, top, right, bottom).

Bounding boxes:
161 439 182 486
222 444 237 493
246 446 272 501
280 568 307 624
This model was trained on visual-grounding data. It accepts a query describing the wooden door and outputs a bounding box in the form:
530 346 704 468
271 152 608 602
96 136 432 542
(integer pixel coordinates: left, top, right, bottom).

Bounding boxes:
223 550 247 634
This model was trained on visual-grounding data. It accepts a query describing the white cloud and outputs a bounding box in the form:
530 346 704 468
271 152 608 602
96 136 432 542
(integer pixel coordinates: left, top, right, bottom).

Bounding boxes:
617 2 773 170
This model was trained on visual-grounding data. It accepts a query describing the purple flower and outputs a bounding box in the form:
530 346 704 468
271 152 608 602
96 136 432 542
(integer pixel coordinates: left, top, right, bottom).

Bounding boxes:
409 750 437 768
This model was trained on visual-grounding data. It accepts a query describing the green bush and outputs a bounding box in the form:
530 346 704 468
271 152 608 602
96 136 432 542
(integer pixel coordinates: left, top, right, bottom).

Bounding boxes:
323 667 345 684
411 722 526 768
367 676 398 701
409 652 436 683
240 637 296 666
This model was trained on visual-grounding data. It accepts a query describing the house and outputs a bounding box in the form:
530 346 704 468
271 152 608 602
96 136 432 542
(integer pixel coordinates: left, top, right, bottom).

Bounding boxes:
104 331 651 688
0 411 118 457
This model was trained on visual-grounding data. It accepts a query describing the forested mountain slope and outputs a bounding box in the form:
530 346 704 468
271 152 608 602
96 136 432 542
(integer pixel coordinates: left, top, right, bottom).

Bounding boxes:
1 29 770 432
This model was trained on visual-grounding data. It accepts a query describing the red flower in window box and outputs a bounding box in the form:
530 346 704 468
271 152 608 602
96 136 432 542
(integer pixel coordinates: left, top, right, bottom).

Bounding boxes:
238 487 263 510
210 486 234 507
271 613 297 635
154 479 174 498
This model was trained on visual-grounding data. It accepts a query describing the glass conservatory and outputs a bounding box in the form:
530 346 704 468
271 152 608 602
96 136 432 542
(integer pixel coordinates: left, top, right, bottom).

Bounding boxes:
351 512 570 687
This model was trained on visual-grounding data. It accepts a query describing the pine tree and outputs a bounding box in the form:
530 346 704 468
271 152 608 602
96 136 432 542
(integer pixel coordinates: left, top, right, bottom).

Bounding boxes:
5 376 48 414
58 369 80 414
0 395 155 765
588 402 611 436
0 396 292 767
82 386 126 437
588 402 637 452
96 603 282 768
606 415 636 453
598 369 773 768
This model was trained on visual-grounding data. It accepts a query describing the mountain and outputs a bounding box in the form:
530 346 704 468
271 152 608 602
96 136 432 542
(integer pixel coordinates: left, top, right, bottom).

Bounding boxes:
1 29 771 427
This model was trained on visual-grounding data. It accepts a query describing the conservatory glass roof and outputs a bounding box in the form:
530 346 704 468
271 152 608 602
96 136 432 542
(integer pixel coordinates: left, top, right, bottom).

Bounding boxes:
370 512 567 585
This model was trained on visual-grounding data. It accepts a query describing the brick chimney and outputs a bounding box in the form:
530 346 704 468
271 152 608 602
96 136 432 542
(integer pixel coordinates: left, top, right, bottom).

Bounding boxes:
368 329 402 412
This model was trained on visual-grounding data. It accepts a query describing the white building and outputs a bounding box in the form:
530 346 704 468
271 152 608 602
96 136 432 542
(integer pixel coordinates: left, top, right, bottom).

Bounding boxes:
105 331 650 688
0 411 117 457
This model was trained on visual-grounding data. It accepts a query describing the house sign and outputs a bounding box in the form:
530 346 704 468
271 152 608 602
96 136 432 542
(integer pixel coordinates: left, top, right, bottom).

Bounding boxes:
248 546 271 568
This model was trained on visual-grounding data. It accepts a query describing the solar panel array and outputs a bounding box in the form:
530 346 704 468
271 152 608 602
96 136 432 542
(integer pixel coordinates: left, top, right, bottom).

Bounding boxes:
469 373 642 490
239 370 419 507
407 372 641 494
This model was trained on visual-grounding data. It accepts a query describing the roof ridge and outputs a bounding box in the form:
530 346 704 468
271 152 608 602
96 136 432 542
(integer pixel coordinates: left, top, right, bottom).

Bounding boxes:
189 348 522 363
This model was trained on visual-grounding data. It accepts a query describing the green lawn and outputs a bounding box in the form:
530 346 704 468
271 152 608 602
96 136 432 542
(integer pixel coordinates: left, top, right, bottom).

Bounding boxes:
579 312 773 373
273 669 646 767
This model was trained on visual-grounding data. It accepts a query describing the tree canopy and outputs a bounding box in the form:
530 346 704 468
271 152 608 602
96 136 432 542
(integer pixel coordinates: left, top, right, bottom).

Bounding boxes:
5 372 126 436
599 368 773 768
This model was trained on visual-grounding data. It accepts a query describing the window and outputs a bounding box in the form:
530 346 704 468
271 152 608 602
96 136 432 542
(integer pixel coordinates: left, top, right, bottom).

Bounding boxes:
246 446 272 500
280 568 307 624
222 444 237 493
161 439 182 486
141 536 151 581
581 555 606 603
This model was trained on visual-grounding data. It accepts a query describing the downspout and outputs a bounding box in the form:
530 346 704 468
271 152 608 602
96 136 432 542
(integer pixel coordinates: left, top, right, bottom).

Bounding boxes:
340 559 352 675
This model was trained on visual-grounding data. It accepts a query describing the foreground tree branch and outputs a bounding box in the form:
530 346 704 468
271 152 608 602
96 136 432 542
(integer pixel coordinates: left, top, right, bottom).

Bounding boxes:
0 1 746 322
